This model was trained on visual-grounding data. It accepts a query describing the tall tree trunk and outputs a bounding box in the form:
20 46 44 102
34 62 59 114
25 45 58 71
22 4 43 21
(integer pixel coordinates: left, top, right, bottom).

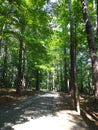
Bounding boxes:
2 39 8 87
46 71 49 90
96 0 98 35
69 0 76 109
81 0 98 99
36 69 40 91
52 71 55 91
74 22 80 114
56 63 60 91
22 44 26 89
64 48 68 92
60 61 64 91
0 38 2 56
16 38 23 94
48 71 52 91
0 23 4 56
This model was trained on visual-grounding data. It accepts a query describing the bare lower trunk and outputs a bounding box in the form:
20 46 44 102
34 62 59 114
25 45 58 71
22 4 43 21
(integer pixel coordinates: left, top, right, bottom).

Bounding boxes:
52 73 55 91
36 69 40 91
16 38 23 94
64 49 68 92
2 39 8 87
92 55 98 99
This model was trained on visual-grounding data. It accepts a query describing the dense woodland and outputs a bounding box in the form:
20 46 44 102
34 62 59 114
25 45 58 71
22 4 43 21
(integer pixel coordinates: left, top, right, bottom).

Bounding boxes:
0 0 98 111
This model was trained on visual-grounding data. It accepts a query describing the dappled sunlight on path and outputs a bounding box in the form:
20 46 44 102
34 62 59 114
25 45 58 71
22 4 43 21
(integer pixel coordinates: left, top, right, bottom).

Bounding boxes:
0 91 89 130
13 110 88 130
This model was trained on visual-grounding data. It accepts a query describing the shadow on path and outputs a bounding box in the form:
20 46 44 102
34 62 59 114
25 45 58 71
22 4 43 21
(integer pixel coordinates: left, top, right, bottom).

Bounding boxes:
0 91 93 130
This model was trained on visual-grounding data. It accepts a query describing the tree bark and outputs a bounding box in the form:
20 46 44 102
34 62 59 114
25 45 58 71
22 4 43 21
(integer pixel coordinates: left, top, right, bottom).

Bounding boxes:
36 69 40 91
46 71 49 90
16 38 23 94
81 0 98 99
2 39 8 87
64 48 68 92
96 0 98 35
60 63 63 91
69 0 76 109
52 72 55 91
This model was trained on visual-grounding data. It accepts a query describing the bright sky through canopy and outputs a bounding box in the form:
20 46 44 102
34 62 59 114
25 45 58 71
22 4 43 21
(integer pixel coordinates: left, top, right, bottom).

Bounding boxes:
50 0 58 3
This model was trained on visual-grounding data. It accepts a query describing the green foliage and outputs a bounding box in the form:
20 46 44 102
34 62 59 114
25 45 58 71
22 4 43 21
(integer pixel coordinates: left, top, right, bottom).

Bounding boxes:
0 0 96 93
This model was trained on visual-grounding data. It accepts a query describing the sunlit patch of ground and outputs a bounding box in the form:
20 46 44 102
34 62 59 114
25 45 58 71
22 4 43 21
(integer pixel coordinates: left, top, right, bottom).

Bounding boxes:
40 91 59 98
12 110 88 130
0 89 98 130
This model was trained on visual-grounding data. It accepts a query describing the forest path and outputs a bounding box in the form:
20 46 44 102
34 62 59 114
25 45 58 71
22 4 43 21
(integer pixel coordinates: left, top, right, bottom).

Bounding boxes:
0 91 90 130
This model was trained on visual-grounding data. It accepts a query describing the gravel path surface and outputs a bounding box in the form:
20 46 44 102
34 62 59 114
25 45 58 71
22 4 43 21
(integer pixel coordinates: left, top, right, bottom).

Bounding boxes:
0 91 91 130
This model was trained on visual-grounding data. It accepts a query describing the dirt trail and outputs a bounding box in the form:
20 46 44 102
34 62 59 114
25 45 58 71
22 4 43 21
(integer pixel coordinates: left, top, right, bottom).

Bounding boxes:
0 91 92 130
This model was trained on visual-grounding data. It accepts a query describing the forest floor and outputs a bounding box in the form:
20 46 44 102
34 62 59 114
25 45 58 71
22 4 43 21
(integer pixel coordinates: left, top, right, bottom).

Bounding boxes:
0 89 98 130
